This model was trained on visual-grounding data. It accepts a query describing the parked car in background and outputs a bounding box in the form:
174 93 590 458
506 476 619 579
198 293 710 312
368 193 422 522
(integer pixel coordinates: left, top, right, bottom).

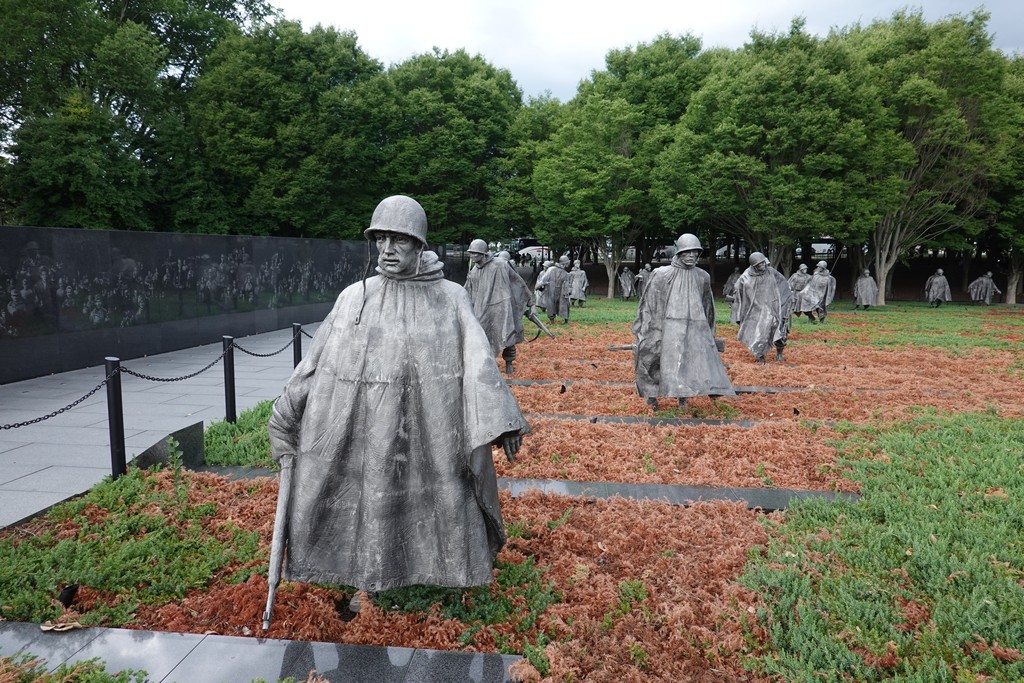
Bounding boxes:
518 245 552 262
795 243 835 258
715 244 747 259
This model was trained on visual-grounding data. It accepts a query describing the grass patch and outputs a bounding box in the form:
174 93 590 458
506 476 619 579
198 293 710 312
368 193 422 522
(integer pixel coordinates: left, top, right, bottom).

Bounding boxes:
741 411 1024 680
204 399 276 468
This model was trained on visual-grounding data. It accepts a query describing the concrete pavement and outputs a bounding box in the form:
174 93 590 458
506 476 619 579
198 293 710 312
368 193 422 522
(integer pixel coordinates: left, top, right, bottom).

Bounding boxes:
0 324 318 528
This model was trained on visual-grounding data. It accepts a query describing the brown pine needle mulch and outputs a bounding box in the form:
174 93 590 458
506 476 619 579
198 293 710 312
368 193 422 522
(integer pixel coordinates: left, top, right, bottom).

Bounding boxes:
118 477 775 683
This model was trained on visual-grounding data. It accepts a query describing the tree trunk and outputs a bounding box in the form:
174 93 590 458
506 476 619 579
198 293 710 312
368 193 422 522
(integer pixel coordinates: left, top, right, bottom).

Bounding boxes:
873 248 900 307
1007 249 1024 305
602 255 617 300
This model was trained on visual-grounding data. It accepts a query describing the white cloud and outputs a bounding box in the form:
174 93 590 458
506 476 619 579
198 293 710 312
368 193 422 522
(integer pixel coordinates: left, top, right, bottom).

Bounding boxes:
272 0 1023 101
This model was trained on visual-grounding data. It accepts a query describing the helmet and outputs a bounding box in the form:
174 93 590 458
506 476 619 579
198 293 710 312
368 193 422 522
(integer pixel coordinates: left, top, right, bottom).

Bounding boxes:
675 233 702 252
798 263 807 271
467 238 489 255
817 260 828 269
498 250 511 260
749 252 769 266
559 255 570 266
363 195 428 245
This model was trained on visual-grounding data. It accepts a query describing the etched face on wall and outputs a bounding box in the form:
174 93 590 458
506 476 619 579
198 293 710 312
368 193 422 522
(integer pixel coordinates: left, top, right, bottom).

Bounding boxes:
374 231 420 276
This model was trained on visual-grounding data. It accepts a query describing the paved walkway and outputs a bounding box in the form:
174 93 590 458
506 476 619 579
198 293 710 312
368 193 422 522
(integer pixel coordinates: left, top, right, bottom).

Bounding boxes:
0 324 319 528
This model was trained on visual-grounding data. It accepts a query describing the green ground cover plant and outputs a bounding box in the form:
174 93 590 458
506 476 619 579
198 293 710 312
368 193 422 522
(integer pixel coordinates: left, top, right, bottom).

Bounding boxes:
203 399 276 468
0 452 263 626
741 411 1024 681
789 302 1024 351
0 654 146 682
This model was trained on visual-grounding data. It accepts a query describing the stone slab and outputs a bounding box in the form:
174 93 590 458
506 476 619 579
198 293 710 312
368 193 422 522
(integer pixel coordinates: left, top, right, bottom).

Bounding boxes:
0 490 77 528
61 627 205 680
1 465 109 494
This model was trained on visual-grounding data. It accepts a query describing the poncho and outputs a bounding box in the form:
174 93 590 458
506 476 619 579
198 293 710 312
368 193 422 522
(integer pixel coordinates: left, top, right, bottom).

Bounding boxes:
854 274 879 306
631 260 735 399
734 266 792 358
796 269 836 313
925 274 952 303
540 264 570 320
787 270 812 314
619 269 635 298
465 254 529 356
267 252 529 592
968 275 1000 304
568 268 589 301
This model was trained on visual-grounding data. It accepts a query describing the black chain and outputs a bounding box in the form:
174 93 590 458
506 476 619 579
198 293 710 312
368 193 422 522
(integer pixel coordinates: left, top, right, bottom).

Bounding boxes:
301 328 314 339
1 368 119 430
119 346 230 383
2 327 305 430
233 330 298 358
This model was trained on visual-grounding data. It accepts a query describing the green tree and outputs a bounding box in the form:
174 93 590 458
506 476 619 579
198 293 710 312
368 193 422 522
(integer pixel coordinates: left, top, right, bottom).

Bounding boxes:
583 33 713 266
377 49 522 245
652 21 898 276
0 0 273 228
489 94 564 245
981 55 1024 304
190 20 383 237
532 94 648 297
846 9 1006 303
6 91 152 229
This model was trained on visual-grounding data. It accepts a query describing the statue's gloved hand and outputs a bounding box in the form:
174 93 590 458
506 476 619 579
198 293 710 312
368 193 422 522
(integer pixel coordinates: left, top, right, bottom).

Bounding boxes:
502 434 522 464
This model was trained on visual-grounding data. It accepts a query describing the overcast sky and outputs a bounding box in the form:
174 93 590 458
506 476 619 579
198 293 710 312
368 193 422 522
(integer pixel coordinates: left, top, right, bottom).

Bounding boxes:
270 1 1023 101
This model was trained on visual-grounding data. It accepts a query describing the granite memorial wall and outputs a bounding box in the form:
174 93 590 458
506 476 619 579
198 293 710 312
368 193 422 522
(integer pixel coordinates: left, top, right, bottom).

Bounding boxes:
0 226 378 384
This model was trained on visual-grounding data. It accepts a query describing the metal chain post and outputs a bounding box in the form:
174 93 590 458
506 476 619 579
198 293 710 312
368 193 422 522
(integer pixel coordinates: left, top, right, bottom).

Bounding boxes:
223 336 236 423
104 357 127 479
292 323 302 368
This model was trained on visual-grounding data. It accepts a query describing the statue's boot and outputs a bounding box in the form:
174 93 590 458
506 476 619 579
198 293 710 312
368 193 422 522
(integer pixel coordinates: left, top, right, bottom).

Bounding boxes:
646 397 659 411
504 361 514 375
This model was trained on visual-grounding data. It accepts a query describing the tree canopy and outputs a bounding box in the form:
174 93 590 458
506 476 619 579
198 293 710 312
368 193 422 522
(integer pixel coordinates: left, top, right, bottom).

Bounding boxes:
2 4 1022 300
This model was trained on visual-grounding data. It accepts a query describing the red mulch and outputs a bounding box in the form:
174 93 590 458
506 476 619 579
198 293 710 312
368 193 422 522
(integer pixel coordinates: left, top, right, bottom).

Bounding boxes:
122 477 774 683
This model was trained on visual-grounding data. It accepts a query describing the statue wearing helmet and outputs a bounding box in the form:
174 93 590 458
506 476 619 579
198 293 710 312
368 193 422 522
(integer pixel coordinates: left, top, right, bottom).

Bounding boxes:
787 263 811 312
631 233 735 411
464 236 531 374
924 269 951 307
794 259 836 323
263 197 529 627
467 239 489 255
675 233 703 253
854 268 879 310
537 255 571 324
734 252 793 363
568 258 589 307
